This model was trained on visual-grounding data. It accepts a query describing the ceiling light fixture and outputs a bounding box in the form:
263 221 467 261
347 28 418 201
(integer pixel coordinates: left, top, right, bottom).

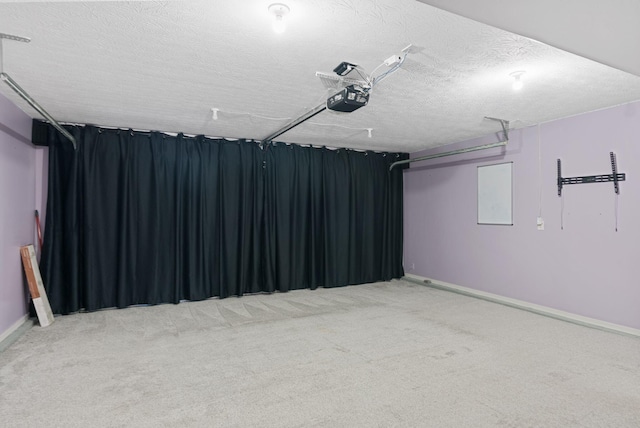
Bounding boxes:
510 71 525 91
268 3 290 34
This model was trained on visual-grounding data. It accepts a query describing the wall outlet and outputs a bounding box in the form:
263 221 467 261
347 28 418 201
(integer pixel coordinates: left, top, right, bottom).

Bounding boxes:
537 216 545 231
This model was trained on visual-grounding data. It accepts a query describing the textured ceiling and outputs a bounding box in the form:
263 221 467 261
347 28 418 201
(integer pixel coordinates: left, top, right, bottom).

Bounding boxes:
418 0 640 78
1 0 639 153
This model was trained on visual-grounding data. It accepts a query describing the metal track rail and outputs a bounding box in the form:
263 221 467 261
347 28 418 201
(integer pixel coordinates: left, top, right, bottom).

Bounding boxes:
1 72 77 149
1 32 76 149
389 117 509 170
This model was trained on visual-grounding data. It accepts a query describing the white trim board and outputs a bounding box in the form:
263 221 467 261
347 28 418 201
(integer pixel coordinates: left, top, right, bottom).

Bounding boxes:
0 315 32 353
403 273 640 339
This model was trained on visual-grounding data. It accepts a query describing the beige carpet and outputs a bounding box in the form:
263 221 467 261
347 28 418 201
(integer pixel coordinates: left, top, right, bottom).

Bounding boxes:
1 279 639 427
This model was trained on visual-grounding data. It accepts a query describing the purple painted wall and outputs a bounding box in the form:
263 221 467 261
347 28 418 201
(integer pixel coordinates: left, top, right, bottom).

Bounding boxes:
404 101 640 330
0 93 35 337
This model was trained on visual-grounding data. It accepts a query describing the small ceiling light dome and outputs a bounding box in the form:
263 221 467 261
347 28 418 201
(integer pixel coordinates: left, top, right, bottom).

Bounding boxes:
510 71 525 91
268 3 290 34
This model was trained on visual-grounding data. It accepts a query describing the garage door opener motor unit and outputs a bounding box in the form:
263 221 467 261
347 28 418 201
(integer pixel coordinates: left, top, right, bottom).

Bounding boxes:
327 84 370 112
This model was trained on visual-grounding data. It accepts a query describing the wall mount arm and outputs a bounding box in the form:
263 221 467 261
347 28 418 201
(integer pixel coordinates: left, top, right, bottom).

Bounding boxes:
557 152 625 196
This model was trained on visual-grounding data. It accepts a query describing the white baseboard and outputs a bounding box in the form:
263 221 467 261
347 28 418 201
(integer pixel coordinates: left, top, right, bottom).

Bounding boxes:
403 273 640 339
0 315 31 348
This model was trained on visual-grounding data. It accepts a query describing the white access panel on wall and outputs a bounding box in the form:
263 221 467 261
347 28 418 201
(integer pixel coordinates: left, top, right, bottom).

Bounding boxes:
477 162 513 225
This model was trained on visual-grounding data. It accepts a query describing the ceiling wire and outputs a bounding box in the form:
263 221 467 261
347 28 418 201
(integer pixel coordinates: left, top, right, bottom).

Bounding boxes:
210 108 291 122
371 49 409 88
210 107 374 137
306 121 374 137
368 62 387 81
353 67 372 88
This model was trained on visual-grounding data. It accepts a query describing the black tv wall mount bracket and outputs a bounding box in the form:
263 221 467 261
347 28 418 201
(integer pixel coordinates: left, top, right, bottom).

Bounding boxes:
557 152 625 197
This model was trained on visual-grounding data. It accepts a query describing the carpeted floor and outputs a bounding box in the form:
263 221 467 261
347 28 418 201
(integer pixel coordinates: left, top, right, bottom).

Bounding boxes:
1 279 639 427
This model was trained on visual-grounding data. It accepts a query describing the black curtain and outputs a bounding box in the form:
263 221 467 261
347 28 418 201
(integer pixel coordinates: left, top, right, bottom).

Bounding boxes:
40 124 406 314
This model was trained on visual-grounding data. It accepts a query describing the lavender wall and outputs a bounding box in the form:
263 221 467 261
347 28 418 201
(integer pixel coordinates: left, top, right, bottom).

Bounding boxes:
0 93 35 338
404 101 640 330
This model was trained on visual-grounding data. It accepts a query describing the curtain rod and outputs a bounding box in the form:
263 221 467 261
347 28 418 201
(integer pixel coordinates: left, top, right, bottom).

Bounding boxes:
1 72 77 150
389 117 509 170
